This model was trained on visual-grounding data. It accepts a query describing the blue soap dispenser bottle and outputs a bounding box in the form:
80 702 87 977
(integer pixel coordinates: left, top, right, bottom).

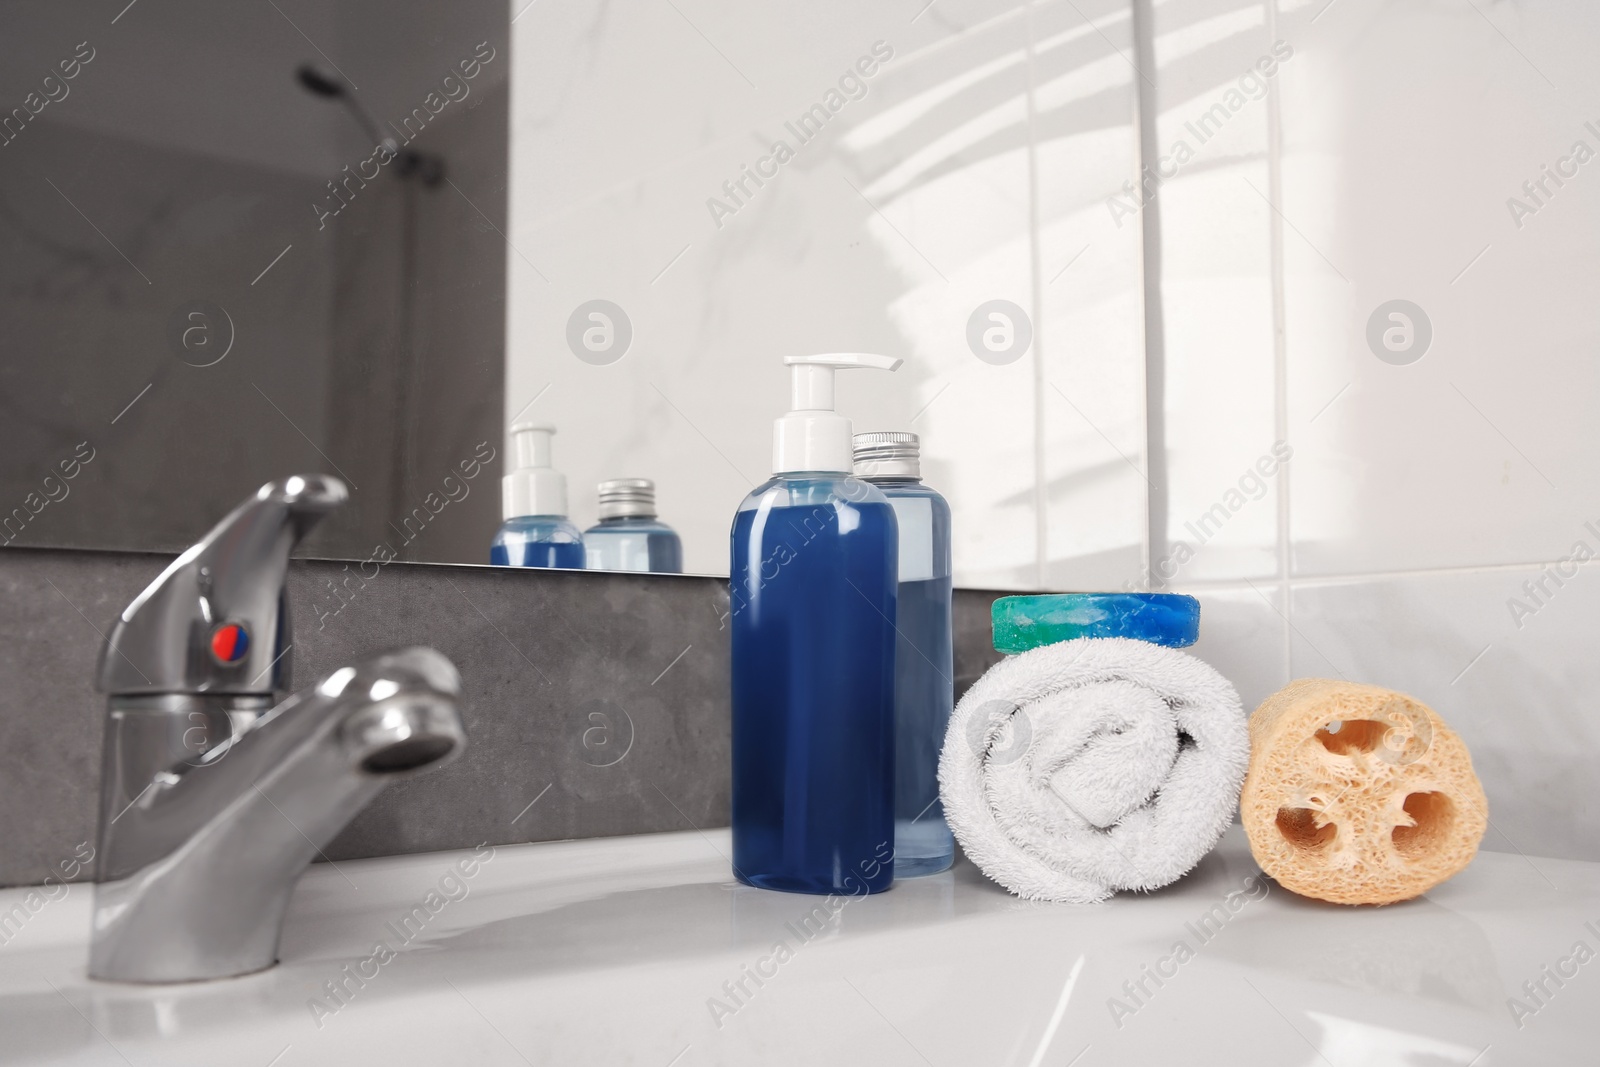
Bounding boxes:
491 424 585 568
730 353 903 896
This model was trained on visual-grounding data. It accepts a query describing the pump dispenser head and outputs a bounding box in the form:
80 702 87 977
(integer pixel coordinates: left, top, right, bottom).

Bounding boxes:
774 353 902 474
503 423 567 519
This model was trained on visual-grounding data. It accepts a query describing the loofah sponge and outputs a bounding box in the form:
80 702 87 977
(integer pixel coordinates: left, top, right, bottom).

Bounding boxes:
1240 679 1487 905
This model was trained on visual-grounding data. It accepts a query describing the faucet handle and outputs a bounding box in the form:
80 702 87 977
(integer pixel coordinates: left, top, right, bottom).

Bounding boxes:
98 475 348 697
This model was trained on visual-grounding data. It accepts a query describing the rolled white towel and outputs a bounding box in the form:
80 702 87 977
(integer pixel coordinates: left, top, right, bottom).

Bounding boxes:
939 636 1248 903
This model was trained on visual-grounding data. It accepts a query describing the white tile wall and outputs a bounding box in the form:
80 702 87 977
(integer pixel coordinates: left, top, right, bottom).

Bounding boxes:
1149 0 1283 586
1290 568 1600 864
1154 0 1600 861
504 0 1598 860
1280 0 1600 578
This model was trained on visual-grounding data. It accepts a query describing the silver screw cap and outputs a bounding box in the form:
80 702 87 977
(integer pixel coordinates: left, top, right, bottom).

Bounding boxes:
853 431 920 480
597 478 657 520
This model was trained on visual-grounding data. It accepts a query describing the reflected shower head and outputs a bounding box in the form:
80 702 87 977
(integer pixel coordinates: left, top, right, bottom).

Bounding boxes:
293 63 445 186
296 64 347 98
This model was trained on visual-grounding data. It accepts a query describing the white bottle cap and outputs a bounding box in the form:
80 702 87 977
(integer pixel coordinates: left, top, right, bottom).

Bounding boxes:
774 353 902 474
502 423 567 519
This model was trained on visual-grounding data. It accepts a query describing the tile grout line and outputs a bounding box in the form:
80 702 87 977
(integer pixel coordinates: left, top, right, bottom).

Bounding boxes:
1178 554 1600 597
1130 0 1167 594
1265 0 1293 684
1025 1 1047 590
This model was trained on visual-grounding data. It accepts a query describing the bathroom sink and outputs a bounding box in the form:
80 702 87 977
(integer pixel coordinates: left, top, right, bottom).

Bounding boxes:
0 828 1593 1065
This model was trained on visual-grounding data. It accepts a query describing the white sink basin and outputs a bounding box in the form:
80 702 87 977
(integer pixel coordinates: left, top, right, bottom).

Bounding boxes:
1 828 1593 1065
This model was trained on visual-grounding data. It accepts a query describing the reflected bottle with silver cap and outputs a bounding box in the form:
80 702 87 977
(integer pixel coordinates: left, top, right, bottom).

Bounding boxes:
582 478 683 573
854 431 955 876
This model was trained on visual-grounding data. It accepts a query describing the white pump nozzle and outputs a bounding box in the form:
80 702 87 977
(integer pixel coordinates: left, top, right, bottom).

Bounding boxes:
502 423 568 519
774 353 902 474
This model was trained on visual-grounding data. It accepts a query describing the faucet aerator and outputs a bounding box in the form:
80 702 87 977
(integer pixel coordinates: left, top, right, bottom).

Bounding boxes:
363 735 460 774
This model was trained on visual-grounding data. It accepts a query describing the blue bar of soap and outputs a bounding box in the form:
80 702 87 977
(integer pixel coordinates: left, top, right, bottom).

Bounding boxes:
991 593 1200 653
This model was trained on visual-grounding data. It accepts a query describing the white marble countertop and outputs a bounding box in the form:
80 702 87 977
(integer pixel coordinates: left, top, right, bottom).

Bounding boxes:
0 827 1594 1065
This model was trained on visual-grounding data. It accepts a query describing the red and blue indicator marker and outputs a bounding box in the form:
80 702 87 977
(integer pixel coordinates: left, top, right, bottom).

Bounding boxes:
209 622 251 665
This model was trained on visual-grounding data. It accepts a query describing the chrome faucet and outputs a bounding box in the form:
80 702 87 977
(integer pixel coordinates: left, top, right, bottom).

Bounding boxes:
90 476 467 983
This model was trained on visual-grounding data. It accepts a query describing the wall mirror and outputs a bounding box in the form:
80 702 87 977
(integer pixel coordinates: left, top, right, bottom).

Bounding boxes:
3 0 1205 591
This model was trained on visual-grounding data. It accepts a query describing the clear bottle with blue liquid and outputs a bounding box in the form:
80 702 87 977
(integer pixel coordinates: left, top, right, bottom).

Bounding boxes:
731 353 903 896
854 431 954 876
490 424 584 569
583 479 683 573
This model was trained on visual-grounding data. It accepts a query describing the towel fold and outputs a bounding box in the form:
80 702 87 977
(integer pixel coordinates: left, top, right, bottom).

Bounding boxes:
939 636 1248 902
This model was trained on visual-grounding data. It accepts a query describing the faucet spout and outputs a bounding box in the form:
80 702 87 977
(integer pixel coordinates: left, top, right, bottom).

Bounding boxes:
90 647 465 983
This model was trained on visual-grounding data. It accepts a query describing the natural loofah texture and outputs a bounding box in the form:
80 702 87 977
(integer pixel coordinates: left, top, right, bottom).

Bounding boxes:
1240 679 1488 906
939 637 1249 903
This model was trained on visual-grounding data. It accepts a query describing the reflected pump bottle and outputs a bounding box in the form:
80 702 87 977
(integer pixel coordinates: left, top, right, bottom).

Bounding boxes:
854 432 954 876
491 424 584 568
583 479 683 573
730 353 903 896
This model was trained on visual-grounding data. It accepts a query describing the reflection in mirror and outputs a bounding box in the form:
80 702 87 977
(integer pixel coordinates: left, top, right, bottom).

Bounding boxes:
1 0 508 565
3 0 1157 590
503 0 1145 586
